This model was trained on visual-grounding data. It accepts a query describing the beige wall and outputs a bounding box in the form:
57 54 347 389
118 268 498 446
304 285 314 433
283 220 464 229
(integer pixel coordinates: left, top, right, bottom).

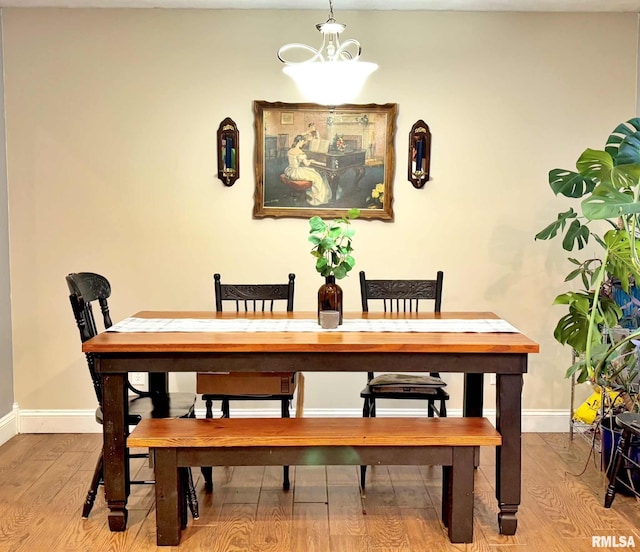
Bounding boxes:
3 8 637 415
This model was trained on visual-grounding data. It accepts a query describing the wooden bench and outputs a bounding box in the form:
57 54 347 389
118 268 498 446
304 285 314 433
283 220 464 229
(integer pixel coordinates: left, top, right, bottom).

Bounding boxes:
128 416 501 546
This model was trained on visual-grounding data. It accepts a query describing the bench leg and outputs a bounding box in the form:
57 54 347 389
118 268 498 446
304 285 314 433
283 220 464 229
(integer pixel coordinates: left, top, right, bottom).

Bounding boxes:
441 465 449 526
154 448 182 546
444 447 475 544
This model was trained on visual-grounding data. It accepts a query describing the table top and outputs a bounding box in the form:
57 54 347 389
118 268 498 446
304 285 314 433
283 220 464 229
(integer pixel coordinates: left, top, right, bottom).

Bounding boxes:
83 311 539 355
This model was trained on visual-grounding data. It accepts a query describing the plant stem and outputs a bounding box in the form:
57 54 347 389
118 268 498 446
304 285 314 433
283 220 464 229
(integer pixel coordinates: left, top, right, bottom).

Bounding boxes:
585 247 609 377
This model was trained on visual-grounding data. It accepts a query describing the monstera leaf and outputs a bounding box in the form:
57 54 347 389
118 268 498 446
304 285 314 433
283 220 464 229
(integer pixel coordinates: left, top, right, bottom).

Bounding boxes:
581 182 640 220
605 118 640 163
549 168 595 198
566 342 615 383
553 291 622 354
535 208 577 240
603 229 640 292
535 209 590 251
576 148 614 185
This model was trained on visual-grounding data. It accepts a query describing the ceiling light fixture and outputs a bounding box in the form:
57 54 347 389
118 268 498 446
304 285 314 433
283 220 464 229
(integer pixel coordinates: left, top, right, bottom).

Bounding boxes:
277 0 378 106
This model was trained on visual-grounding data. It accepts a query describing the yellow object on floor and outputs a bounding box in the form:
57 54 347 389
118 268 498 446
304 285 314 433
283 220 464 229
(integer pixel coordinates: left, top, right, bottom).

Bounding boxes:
574 388 624 424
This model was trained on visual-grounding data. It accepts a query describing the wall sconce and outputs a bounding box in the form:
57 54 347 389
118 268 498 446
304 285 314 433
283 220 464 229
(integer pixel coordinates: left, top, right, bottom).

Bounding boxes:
217 117 239 187
408 120 431 189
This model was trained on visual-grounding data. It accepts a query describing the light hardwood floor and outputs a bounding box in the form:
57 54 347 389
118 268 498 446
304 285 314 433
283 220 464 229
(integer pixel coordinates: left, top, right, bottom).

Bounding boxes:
0 431 639 551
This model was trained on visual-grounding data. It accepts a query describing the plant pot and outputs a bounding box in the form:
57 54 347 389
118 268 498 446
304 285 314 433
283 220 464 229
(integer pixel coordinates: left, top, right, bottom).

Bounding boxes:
318 275 343 325
601 416 640 495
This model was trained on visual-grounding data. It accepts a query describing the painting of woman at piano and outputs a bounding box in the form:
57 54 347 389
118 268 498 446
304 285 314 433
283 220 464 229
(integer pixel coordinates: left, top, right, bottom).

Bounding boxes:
253 101 396 220
284 135 332 206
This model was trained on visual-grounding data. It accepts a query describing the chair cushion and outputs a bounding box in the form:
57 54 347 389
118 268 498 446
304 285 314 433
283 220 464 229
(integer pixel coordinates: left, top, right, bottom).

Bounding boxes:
368 373 446 393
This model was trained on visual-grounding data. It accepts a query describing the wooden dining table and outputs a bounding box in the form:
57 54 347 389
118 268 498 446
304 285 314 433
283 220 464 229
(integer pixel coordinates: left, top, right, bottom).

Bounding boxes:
82 310 539 535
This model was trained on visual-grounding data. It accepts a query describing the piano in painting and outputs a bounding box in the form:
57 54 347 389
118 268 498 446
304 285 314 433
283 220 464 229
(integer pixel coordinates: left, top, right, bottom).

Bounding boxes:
304 139 366 195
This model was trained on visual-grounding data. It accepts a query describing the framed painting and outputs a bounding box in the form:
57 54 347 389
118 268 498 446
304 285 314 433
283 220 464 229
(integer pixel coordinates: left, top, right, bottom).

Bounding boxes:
253 101 397 220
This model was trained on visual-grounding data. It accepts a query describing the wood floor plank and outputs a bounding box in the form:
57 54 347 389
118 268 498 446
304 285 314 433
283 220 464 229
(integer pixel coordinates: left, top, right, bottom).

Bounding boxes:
362 478 411 552
251 488 293 551
289 502 330 552
218 466 264 504
388 465 430 508
327 486 366 538
401 507 451 552
196 503 256 551
328 534 369 552
293 465 327 503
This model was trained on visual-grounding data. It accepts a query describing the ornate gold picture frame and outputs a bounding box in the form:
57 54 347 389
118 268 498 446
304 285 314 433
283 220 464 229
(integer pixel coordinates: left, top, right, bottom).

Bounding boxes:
253 101 397 221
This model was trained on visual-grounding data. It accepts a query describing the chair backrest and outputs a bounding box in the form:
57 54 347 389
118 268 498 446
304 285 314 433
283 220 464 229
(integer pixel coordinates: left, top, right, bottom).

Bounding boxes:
359 270 443 313
214 273 295 312
359 270 444 383
66 272 113 404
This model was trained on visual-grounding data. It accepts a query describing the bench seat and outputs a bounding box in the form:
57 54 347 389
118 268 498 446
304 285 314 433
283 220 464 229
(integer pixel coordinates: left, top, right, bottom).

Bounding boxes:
128 417 501 546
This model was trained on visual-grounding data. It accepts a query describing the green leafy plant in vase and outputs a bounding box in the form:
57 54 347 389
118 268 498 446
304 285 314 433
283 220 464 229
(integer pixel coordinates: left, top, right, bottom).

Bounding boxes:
309 208 360 325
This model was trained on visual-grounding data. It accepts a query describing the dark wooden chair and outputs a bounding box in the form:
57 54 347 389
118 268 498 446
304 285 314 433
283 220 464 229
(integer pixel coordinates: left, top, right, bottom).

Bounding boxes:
66 272 199 520
358 270 449 489
197 272 298 492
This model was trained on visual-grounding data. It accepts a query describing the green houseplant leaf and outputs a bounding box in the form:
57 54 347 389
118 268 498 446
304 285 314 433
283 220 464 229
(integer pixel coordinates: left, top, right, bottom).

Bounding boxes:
549 169 595 198
535 208 577 241
581 183 640 220
308 209 360 280
605 118 640 162
576 148 614 185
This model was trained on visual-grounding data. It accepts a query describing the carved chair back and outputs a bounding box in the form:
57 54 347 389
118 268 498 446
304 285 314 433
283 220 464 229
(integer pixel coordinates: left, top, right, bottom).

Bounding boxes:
359 270 444 382
359 270 443 313
214 273 295 312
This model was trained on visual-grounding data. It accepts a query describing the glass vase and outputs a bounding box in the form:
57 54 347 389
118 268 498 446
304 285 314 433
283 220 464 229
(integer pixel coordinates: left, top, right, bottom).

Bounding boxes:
317 275 343 325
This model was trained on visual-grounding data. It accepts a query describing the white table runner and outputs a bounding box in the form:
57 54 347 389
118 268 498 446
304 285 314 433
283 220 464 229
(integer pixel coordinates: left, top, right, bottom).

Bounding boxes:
106 317 520 334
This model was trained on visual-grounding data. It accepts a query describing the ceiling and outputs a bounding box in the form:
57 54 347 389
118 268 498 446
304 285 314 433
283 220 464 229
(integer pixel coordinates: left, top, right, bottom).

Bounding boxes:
2 0 640 11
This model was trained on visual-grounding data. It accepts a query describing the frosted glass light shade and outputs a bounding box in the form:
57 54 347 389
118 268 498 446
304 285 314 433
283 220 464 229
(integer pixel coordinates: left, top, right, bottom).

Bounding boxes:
283 60 378 106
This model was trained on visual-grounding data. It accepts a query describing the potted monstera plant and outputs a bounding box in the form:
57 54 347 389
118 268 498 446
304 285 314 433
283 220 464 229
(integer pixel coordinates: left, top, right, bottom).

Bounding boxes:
536 117 640 395
536 118 640 477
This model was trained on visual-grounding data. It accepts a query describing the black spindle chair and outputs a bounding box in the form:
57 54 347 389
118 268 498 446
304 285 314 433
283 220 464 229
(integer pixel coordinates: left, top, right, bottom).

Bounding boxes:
358 270 449 489
66 272 199 520
197 273 298 492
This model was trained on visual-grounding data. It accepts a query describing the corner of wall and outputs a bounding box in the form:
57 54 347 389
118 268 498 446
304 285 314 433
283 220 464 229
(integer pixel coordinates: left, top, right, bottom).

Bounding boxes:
0 402 18 446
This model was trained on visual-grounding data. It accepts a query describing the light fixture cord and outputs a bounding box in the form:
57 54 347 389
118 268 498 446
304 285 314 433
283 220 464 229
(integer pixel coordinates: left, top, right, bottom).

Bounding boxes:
328 0 335 22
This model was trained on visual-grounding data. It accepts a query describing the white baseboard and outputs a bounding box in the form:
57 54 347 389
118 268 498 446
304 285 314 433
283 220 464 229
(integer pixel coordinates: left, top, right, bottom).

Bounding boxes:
16 407 572 434
19 409 102 434
0 403 19 445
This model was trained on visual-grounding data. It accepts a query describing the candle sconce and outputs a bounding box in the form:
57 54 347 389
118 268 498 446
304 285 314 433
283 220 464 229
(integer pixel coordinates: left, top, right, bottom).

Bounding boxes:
217 117 239 187
408 120 431 189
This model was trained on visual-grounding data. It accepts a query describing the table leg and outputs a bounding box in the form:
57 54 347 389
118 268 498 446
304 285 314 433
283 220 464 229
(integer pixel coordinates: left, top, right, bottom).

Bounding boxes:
102 372 129 531
495 373 523 535
149 372 168 396
464 373 483 467
463 373 484 417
